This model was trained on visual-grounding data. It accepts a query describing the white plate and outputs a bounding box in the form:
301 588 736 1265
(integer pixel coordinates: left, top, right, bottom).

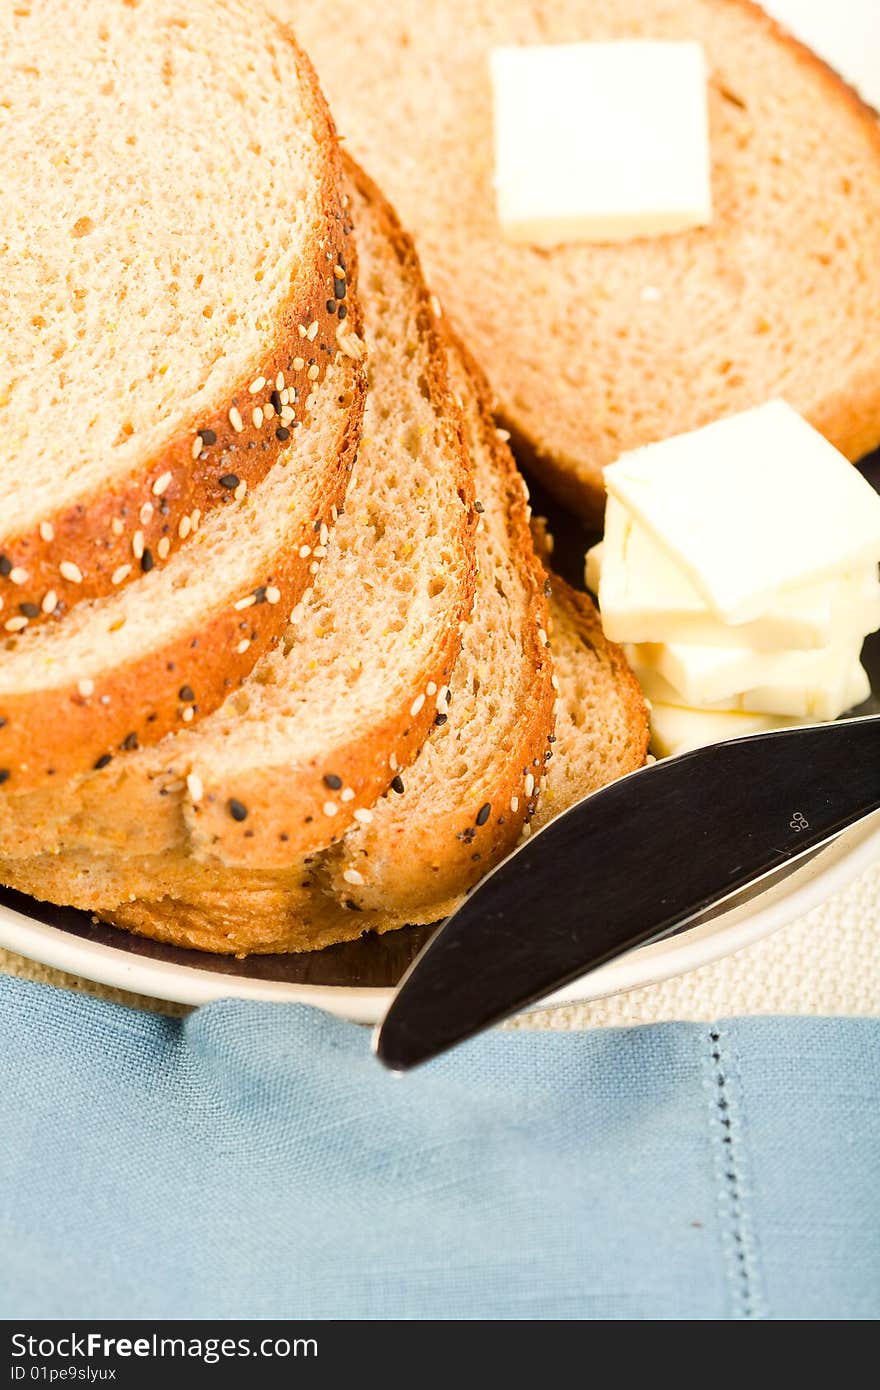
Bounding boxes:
1 810 877 1024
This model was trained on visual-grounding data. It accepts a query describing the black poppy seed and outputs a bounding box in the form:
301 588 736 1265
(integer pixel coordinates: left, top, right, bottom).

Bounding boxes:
304 815 314 824
200 428 217 446
280 832 289 842
178 684 195 702
219 473 240 489
120 732 139 752
476 802 492 827
334 277 346 299
94 754 112 770
270 389 282 412
326 299 337 314
140 548 154 573
159 498 169 515
543 578 552 597
228 798 248 822
147 712 158 722
343 899 363 913
474 500 485 514
323 773 343 790
0 769 9 785
391 775 405 795
289 387 299 403
337 303 348 321
308 357 316 366
0 717 7 728
244 829 254 838
471 852 482 862
0 556 11 577
434 712 448 727
275 426 290 442
19 603 39 619
548 733 557 743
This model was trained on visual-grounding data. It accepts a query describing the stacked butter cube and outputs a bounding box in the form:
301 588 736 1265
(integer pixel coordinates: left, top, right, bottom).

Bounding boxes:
587 401 880 757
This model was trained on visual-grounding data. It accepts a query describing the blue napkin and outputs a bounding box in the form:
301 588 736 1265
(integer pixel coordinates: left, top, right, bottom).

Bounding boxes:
0 973 877 1320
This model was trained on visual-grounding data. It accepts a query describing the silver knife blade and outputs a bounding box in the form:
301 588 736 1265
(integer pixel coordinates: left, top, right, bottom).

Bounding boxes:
375 714 880 1070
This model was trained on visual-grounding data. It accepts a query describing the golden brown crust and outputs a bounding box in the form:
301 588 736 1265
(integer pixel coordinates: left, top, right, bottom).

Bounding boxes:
0 367 366 790
0 30 355 627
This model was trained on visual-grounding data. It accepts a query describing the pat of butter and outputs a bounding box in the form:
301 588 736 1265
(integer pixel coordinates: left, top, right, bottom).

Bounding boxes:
631 646 870 721
588 497 880 650
604 400 880 624
489 41 712 246
649 703 801 759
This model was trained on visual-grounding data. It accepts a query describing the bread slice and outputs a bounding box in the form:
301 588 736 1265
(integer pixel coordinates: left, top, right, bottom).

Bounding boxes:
279 0 880 519
0 0 354 621
0 353 647 951
0 579 647 952
0 161 475 849
0 348 364 791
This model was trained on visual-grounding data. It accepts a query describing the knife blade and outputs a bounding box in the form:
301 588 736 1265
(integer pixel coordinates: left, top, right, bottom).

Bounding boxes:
376 714 880 1070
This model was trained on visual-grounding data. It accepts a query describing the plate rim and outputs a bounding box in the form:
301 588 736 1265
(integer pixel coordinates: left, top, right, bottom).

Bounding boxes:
1 811 876 1025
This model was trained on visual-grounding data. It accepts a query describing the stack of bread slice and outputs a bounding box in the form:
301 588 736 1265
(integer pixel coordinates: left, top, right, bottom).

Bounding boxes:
0 2 647 954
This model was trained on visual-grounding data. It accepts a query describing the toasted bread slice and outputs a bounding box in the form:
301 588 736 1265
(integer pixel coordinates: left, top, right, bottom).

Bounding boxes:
0 0 354 620
280 0 880 519
0 162 475 842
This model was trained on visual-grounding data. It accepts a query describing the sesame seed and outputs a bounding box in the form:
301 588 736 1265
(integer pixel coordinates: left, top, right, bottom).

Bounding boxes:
249 376 266 395
234 480 247 502
111 565 131 586
265 586 281 605
9 567 28 585
234 594 256 611
430 294 442 318
538 629 548 646
41 590 57 614
186 772 204 803
313 545 326 559
337 303 348 321
307 320 319 341
307 363 320 381
391 775 405 795
141 548 154 573
77 679 94 698
280 405 295 424
157 537 170 560
343 868 365 887
309 561 319 575
279 388 289 406
297 324 307 338
510 796 519 813
200 428 217 446
4 616 27 632
252 406 264 430
274 372 284 392
178 516 191 541
152 471 172 497
131 532 144 561
111 517 124 537
191 509 201 530
228 406 244 433
340 788 355 803
389 753 399 772
524 773 535 797
410 694 426 718
323 801 339 817
228 798 248 822
219 473 239 490
426 681 437 697
293 356 305 371
60 561 83 584
236 638 250 655
299 545 312 559
476 802 492 827
319 523 329 546
39 521 55 542
139 501 154 526
551 674 560 693
353 807 373 825
192 435 203 460
181 706 195 723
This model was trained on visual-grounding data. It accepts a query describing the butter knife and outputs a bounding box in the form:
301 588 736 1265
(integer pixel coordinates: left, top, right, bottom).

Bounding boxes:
376 714 880 1069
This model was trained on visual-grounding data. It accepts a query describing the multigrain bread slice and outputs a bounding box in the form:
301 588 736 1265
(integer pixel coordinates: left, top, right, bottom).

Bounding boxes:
279 0 880 520
0 350 364 791
0 0 355 623
0 162 475 852
0 356 647 952
0 581 647 953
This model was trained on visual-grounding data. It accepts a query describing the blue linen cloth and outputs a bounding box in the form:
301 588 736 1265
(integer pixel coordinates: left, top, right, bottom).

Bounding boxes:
0 973 877 1320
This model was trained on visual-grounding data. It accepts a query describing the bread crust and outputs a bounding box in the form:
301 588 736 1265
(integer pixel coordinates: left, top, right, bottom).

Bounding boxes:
0 27 357 627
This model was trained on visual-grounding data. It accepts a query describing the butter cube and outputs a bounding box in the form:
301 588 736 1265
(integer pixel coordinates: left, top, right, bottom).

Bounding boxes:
490 41 712 246
589 497 880 650
649 703 801 759
604 401 880 624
